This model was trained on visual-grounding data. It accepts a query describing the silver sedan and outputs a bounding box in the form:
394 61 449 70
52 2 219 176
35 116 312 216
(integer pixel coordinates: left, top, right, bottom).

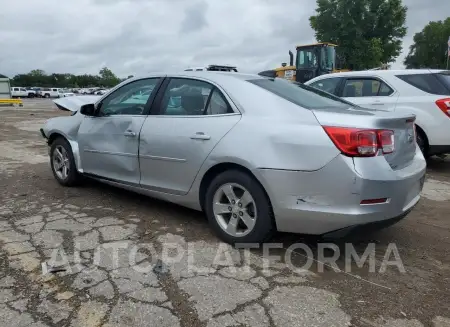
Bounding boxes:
41 72 426 244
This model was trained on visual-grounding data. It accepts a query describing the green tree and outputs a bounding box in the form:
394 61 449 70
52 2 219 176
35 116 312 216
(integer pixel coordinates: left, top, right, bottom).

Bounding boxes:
404 18 450 69
99 67 120 87
29 69 46 77
310 0 407 70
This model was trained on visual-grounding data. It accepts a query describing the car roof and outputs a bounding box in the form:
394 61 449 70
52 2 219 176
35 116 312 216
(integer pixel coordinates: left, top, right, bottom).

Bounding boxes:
314 69 447 78
129 71 263 84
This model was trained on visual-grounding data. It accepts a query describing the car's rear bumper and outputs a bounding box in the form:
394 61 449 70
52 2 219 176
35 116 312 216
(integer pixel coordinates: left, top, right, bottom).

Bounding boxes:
321 208 412 239
257 151 426 236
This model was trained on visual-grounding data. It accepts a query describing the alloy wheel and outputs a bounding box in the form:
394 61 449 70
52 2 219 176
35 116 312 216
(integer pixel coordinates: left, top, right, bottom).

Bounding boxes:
52 145 70 181
212 183 257 237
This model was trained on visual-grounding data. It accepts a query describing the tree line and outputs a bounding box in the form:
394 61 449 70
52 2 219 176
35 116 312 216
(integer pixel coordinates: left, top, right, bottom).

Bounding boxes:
6 0 450 85
9 67 133 88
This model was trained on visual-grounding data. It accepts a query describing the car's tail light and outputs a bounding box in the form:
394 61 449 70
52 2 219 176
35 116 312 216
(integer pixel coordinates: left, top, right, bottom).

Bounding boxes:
378 130 395 154
436 98 450 117
323 126 395 157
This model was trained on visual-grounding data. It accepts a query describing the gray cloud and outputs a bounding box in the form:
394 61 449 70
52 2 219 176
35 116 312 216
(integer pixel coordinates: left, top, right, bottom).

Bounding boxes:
180 1 209 34
0 0 449 77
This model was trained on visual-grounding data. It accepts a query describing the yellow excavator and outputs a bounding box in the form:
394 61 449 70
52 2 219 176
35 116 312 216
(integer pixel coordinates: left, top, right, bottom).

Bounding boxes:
259 42 350 83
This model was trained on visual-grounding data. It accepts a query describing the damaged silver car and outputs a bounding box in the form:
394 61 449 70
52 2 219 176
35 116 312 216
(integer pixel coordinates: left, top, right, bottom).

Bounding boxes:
41 72 426 244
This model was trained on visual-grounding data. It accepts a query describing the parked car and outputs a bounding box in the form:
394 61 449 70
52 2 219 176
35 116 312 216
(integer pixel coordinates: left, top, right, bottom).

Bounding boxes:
41 72 426 244
60 90 75 97
10 87 36 98
94 89 109 95
40 88 63 98
305 69 450 157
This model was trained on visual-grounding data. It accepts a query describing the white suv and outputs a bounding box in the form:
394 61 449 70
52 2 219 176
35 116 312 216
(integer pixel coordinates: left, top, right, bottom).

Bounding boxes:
305 69 450 156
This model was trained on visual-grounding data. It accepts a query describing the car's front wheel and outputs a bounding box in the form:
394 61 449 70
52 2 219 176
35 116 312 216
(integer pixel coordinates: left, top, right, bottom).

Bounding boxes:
50 138 81 186
205 170 275 244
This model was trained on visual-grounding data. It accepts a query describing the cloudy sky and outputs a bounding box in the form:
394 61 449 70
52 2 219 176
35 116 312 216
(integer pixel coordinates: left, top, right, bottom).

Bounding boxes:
0 0 449 78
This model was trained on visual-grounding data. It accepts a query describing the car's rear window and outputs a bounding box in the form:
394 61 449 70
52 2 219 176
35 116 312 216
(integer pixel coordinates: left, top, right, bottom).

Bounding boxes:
395 73 450 95
247 78 354 110
435 72 450 91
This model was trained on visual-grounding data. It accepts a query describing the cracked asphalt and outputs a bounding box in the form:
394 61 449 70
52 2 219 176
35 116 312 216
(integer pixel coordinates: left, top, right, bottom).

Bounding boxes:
0 99 449 327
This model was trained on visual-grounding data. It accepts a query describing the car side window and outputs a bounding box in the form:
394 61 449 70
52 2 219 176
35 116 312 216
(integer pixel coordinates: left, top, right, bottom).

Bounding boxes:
309 78 341 95
206 89 234 115
158 78 214 116
343 78 393 97
98 78 160 116
378 82 394 96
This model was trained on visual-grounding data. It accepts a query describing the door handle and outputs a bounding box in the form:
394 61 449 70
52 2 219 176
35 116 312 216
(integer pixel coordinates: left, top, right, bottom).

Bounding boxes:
371 102 384 106
190 132 211 140
123 130 136 137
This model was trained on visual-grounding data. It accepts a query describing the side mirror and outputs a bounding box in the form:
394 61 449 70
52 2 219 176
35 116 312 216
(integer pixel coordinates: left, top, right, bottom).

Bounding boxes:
80 103 96 116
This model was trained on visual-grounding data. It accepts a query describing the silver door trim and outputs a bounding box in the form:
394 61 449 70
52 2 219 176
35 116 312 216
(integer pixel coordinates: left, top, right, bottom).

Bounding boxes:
84 149 137 157
139 154 186 162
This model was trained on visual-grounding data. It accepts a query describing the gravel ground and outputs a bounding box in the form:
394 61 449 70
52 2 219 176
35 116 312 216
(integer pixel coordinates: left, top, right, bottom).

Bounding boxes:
0 99 449 327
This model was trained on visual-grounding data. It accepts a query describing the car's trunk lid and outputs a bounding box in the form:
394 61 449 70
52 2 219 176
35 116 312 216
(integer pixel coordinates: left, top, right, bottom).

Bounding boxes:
312 106 417 170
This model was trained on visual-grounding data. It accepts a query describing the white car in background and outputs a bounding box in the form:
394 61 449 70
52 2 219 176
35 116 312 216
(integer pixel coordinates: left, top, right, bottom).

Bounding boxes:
305 69 450 157
60 90 75 97
94 89 109 95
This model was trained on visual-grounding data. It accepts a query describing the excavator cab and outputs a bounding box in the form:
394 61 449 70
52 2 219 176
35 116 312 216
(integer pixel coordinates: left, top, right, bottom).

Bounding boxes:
295 43 337 83
258 42 347 83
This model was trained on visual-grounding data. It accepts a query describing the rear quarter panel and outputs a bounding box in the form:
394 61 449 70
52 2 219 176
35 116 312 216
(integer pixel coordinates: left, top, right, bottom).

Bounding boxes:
198 76 342 172
203 112 340 172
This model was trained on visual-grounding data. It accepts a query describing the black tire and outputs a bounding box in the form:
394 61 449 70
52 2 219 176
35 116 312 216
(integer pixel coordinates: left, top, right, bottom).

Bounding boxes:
50 138 81 186
416 127 428 157
27 93 34 98
44 93 50 98
204 170 275 244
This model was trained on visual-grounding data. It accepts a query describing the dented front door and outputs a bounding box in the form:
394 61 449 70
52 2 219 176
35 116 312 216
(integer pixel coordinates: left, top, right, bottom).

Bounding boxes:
77 77 163 185
78 115 145 184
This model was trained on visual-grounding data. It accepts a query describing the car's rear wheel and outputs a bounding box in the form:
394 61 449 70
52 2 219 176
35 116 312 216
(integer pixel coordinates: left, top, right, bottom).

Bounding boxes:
204 170 275 244
50 138 81 186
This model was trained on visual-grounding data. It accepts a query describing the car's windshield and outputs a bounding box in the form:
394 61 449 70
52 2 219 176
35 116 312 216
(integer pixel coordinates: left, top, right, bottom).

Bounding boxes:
248 77 356 110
